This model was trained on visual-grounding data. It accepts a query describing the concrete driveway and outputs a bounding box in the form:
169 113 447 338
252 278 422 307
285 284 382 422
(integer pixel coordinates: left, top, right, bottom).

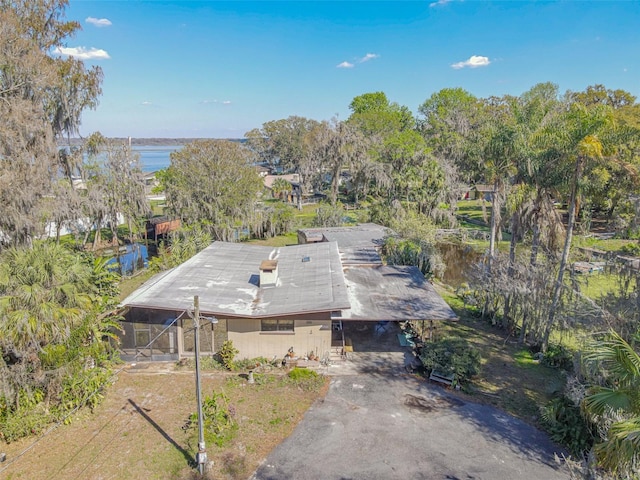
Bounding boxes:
251 322 569 480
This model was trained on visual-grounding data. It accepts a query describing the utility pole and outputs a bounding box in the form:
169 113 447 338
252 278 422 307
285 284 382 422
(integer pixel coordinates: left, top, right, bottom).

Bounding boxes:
193 295 207 475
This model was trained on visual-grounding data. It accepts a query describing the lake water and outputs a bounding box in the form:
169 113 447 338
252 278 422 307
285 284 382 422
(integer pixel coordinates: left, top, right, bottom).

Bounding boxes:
437 242 482 286
133 145 182 172
106 243 149 275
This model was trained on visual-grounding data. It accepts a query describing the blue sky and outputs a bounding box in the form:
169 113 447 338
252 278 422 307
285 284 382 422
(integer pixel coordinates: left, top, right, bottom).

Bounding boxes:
63 1 640 138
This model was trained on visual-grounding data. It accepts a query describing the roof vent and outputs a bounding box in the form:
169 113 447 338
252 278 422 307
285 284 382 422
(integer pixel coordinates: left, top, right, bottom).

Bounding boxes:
302 256 311 263
259 260 278 287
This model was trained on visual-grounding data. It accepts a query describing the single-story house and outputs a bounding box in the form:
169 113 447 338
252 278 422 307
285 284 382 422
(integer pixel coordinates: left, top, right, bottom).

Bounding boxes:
262 174 302 204
143 171 160 194
463 184 495 201
255 164 272 177
119 224 457 361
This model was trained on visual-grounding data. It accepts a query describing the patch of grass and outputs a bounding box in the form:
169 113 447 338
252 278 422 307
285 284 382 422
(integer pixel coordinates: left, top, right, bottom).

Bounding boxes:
514 349 538 367
247 232 298 247
435 283 566 424
149 199 166 216
0 368 330 480
456 200 490 223
575 271 634 299
118 269 157 301
572 236 632 252
293 203 321 228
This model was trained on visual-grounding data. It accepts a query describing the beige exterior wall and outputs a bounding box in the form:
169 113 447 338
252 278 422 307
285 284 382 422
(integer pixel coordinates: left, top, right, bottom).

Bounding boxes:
226 313 332 360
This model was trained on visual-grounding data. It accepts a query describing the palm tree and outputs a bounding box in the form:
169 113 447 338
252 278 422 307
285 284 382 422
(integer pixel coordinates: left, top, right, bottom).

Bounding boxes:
0 243 95 352
482 109 519 264
538 103 618 352
583 330 640 474
271 178 292 202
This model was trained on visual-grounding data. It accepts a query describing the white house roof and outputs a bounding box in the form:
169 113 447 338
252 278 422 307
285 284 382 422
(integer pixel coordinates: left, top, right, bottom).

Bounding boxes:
121 226 459 322
342 265 458 321
121 241 350 318
298 223 392 265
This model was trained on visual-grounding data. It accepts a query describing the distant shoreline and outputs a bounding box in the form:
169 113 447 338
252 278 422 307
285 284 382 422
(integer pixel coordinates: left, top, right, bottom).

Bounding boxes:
58 137 245 147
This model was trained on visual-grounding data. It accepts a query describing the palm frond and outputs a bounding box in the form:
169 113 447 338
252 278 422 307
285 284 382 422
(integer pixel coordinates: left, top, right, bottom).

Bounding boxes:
584 388 633 415
585 330 640 383
594 416 640 472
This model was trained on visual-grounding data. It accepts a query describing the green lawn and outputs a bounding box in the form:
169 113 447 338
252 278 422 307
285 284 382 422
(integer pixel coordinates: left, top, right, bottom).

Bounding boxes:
573 236 638 253
456 199 490 224
575 271 635 299
437 286 566 423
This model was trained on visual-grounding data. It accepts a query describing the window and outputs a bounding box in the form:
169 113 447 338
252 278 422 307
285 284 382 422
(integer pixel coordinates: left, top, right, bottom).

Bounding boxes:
261 319 294 332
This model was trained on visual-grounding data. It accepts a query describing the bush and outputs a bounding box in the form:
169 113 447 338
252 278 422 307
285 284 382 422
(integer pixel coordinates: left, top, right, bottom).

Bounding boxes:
235 357 264 371
177 356 224 370
218 340 239 370
312 203 345 227
541 344 574 371
0 393 50 442
186 391 237 447
419 337 481 385
620 242 640 256
540 395 595 456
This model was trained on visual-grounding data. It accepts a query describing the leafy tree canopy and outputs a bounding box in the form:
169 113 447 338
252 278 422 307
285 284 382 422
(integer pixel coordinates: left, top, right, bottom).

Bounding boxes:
0 0 103 246
161 139 263 241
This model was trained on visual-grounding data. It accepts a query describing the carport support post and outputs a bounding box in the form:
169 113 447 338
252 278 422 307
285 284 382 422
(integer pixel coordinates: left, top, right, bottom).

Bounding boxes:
193 296 207 474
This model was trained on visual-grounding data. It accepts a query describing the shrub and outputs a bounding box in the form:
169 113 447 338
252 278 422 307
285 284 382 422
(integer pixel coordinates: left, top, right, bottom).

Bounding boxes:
235 357 263 371
186 391 237 448
218 340 239 370
620 242 640 256
312 203 345 227
541 344 574 371
177 356 224 370
419 337 481 385
540 395 595 456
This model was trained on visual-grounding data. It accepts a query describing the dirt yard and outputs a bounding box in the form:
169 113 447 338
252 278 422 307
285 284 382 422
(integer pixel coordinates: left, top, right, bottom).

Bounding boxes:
0 364 329 480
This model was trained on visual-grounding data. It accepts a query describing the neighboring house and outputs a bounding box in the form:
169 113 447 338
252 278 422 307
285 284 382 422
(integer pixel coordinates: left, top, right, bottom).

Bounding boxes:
463 184 494 201
145 216 181 242
119 224 458 361
255 164 272 177
143 171 160 194
262 174 301 204
262 174 300 192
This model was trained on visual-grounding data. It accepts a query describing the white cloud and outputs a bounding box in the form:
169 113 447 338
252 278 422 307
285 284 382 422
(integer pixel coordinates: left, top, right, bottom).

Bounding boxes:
53 46 110 60
337 61 354 69
200 99 231 105
451 55 490 69
86 17 112 27
430 0 452 7
141 101 152 106
359 53 379 63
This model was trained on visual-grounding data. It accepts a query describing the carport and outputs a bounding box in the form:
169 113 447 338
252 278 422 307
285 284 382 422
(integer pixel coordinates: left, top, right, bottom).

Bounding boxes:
333 264 458 360
299 225 459 361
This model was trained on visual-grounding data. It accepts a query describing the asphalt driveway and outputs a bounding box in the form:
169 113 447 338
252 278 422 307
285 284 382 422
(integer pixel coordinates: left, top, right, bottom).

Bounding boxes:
251 322 570 480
